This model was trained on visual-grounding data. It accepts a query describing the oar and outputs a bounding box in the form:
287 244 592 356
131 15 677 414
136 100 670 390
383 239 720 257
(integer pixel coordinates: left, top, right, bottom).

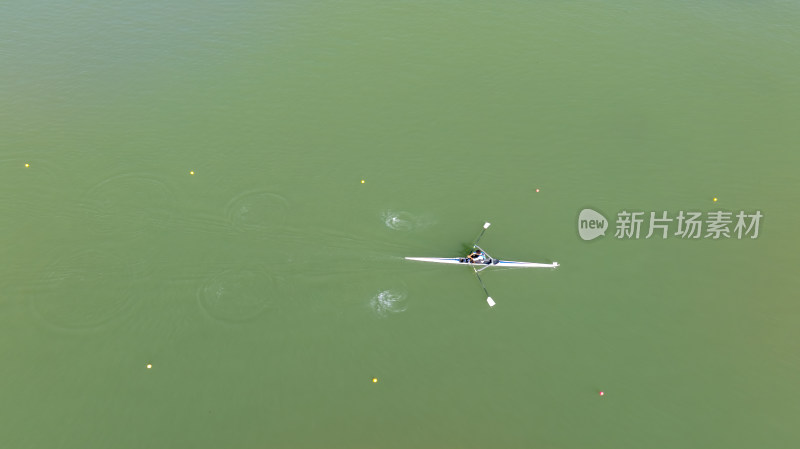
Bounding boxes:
474 268 496 307
473 222 491 247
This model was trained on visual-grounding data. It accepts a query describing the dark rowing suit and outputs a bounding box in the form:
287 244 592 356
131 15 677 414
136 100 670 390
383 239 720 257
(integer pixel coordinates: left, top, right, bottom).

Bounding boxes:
468 252 485 263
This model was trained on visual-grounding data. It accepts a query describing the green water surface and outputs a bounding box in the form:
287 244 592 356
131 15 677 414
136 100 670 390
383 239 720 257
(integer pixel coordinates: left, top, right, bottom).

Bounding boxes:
2 1 799 448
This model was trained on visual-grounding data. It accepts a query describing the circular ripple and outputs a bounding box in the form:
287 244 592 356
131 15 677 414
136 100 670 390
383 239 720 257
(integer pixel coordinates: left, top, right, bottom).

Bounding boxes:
80 173 175 240
30 250 144 332
370 289 408 318
197 266 285 323
225 190 288 232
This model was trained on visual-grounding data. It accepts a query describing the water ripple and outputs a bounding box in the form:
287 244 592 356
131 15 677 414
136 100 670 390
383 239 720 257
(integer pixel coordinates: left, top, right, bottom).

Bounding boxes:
381 210 434 231
225 189 288 232
370 289 408 318
30 250 146 332
80 172 176 240
197 265 289 323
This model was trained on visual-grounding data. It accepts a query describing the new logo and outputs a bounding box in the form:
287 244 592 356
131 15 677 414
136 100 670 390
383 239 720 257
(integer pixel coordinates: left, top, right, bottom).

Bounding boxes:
578 208 608 241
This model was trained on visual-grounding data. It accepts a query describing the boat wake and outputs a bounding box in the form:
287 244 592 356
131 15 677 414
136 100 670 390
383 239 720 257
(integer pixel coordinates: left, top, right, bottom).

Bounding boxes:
370 290 407 318
197 265 287 324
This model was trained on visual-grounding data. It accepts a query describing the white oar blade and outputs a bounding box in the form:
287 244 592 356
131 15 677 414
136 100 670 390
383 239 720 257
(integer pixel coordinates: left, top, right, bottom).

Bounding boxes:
483 222 491 229
486 297 496 307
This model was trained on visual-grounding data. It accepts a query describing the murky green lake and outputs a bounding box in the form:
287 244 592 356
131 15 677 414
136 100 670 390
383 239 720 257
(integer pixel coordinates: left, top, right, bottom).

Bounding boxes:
2 1 798 447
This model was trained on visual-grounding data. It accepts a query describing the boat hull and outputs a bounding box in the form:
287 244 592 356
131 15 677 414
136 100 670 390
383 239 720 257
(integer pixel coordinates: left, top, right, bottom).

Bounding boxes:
405 257 558 268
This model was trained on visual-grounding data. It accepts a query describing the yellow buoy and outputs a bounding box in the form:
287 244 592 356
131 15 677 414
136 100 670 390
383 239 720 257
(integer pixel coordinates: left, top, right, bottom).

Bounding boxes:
361 180 365 184
713 197 718 202
190 171 195 175
24 163 30 168
372 377 378 383
146 364 152 369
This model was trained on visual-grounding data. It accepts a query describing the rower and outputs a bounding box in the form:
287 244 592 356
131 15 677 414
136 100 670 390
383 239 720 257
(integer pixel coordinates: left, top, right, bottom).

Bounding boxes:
467 249 484 263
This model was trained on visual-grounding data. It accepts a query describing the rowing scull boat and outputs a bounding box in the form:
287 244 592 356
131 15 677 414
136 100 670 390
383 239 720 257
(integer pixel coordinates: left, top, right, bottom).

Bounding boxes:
404 222 559 307
404 257 559 269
